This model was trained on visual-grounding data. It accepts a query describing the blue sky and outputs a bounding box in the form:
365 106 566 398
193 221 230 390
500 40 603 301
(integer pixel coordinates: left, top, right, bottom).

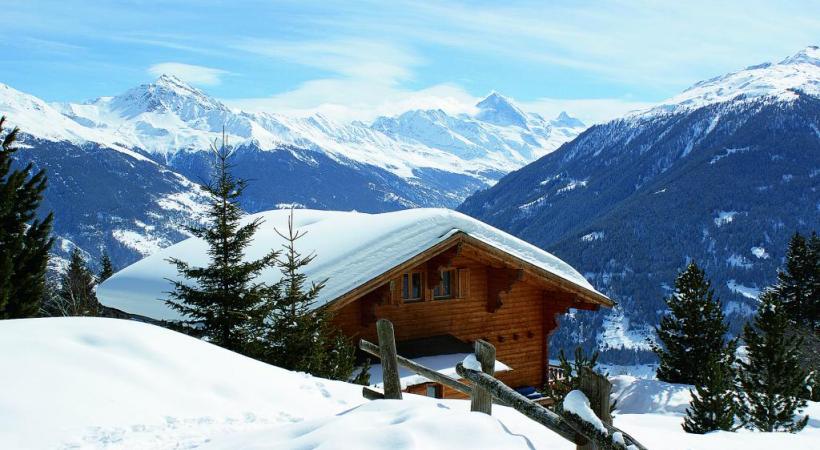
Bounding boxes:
1 0 818 123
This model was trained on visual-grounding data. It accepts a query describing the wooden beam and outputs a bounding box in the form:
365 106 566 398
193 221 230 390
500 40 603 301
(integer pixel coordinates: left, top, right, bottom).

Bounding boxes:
470 340 496 415
362 386 385 400
456 362 578 443
455 363 648 450
486 267 523 312
376 319 402 400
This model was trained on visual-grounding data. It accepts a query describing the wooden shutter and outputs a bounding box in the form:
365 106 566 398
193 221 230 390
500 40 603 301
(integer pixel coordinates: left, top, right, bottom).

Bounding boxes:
457 268 470 299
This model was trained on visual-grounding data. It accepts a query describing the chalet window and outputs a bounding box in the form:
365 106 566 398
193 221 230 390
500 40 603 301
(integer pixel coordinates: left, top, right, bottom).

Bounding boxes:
433 269 456 299
402 271 423 302
425 384 442 398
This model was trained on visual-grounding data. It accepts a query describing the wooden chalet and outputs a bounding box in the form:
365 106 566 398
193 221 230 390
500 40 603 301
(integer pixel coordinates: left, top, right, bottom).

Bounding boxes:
97 208 613 399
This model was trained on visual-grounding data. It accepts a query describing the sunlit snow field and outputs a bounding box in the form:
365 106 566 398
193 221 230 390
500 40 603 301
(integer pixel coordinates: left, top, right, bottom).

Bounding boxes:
1 318 817 449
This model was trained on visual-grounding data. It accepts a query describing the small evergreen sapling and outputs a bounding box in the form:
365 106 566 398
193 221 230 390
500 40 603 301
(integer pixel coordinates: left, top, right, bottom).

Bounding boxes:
738 290 809 432
262 211 355 381
653 262 730 386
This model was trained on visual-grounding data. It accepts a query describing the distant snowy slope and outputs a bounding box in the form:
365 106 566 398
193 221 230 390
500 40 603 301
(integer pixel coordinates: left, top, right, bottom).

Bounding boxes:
2 76 584 269
649 45 820 114
54 75 584 184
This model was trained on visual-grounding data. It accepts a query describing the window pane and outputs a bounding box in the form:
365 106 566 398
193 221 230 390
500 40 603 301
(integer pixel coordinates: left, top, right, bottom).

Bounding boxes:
442 271 451 296
402 274 409 299
434 270 453 298
426 384 438 398
411 273 422 299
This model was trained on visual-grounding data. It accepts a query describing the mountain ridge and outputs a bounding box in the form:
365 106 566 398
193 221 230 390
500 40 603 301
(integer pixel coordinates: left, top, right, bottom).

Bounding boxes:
458 46 820 364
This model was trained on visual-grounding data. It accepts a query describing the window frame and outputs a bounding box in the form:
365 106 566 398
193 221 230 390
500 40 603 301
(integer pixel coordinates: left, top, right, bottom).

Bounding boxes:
433 268 457 300
401 270 424 303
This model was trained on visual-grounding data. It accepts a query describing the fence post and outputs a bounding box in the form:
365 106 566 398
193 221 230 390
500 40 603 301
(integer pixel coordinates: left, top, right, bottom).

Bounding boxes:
576 367 612 450
376 319 402 400
470 339 495 414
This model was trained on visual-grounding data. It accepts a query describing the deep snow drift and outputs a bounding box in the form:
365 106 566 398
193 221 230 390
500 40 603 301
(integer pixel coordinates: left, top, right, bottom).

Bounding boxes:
1 318 817 449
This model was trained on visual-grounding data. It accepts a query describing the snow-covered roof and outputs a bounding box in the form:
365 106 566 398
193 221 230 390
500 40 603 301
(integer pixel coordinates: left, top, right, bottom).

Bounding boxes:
98 208 607 321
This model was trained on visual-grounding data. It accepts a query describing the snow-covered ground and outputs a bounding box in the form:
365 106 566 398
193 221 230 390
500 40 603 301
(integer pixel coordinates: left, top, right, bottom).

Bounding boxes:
1 318 817 449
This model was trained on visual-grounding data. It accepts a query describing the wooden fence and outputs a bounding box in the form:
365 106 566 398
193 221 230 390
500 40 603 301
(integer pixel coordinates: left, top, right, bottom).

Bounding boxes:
360 319 648 450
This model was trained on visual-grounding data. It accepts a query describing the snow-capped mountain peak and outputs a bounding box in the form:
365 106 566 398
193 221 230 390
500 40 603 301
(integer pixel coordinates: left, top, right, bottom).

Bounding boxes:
779 45 820 66
107 74 229 118
474 92 529 128
552 111 585 128
654 45 820 113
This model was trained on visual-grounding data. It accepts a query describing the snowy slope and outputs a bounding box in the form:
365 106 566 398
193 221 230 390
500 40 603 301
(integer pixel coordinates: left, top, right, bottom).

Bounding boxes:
0 317 553 449
649 45 820 114
2 318 818 449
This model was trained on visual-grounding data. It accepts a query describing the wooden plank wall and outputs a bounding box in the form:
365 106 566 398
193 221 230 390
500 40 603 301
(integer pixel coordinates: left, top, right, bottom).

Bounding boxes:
332 254 570 391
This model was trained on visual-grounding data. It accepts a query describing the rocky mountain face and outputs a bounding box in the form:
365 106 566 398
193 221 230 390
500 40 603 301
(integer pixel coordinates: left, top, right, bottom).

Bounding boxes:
1 77 584 271
459 46 820 364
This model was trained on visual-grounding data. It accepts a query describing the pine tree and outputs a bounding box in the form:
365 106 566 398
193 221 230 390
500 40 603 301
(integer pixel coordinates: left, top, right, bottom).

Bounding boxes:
775 232 819 332
738 290 809 432
682 345 739 433
165 135 277 354
98 251 114 283
653 262 731 385
262 210 355 380
49 248 99 316
0 116 53 319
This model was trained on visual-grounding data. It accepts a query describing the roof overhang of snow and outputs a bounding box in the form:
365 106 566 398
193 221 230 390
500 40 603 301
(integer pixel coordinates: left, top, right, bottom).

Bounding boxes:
98 208 611 322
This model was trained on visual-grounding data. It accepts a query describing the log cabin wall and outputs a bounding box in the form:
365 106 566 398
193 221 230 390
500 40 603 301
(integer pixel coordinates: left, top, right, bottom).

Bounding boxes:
331 253 571 391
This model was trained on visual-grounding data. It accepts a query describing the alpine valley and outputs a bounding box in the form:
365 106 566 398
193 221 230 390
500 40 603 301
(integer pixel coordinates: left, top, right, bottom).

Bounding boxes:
0 77 584 270
460 46 820 365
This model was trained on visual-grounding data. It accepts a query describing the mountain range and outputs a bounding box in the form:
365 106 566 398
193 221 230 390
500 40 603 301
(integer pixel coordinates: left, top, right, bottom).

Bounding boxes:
0 77 584 270
459 46 820 364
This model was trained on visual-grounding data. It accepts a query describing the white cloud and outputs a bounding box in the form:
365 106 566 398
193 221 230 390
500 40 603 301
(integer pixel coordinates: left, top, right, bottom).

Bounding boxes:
231 38 420 85
224 38 481 121
225 80 478 122
147 62 228 86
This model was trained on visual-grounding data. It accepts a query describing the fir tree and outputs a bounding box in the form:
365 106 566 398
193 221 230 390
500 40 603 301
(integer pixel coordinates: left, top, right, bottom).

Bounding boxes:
738 290 809 432
653 262 731 385
50 248 99 316
262 210 355 380
165 135 277 354
682 346 739 433
0 116 53 319
775 232 819 332
769 231 819 401
98 251 114 283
